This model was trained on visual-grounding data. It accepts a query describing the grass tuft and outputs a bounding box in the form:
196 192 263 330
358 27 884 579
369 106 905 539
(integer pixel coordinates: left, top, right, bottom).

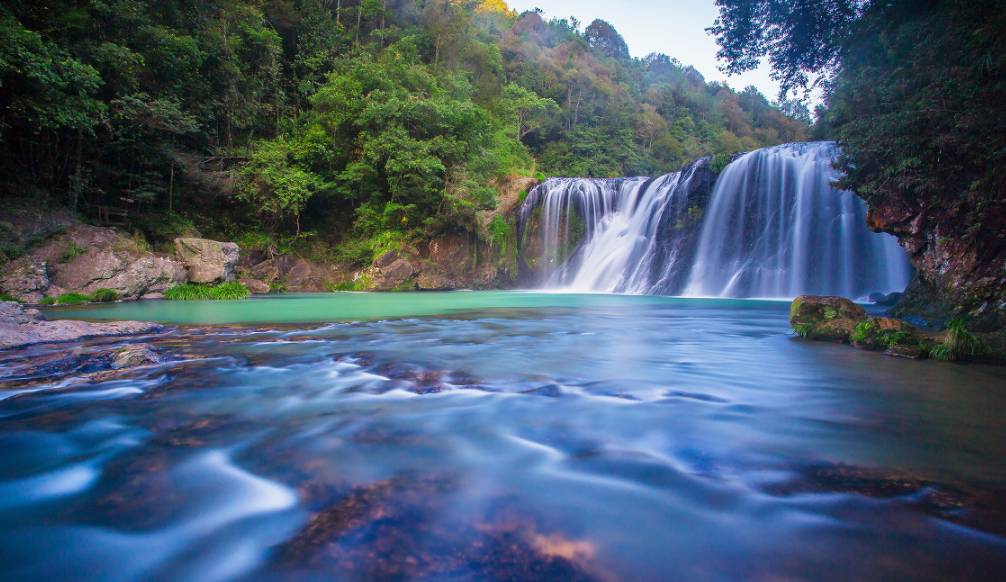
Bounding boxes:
90 288 119 303
930 318 986 362
165 282 250 301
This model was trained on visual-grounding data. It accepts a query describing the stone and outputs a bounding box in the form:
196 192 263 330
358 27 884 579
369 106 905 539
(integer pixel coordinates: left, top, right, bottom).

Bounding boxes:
0 257 49 303
373 258 415 290
174 238 240 283
250 259 280 285
790 295 868 342
0 301 161 350
240 278 270 294
885 344 925 359
869 292 903 306
110 344 161 369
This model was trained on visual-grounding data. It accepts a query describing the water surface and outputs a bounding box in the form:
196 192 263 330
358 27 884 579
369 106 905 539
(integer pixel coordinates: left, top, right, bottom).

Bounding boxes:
3 292 1005 580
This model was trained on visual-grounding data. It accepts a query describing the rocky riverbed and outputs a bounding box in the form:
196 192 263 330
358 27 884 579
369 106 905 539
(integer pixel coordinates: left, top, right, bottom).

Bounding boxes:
0 301 162 351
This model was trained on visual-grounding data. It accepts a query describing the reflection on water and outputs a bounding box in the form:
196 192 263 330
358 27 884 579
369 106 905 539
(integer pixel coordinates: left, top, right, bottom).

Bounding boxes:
3 293 1006 580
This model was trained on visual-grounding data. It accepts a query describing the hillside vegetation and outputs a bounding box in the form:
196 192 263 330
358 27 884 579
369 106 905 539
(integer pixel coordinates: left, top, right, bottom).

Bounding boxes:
0 0 807 266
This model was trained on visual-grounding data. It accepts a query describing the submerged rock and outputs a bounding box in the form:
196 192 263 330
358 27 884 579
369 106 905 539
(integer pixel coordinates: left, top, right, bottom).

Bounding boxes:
789 296 867 342
174 237 240 283
0 300 161 350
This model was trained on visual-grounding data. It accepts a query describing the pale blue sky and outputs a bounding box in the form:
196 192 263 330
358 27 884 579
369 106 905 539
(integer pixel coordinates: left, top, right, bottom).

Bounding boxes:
505 0 780 101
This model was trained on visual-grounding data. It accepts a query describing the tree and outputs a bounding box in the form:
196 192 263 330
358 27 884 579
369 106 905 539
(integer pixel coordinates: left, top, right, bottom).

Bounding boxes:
499 83 558 143
584 19 629 61
707 0 870 98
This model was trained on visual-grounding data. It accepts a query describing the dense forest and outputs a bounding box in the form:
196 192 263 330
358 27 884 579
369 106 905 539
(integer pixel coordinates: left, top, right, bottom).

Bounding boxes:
0 0 807 265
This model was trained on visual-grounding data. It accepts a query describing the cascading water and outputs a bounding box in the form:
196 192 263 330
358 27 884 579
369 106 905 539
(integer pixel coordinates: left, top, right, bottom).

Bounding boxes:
683 142 912 298
517 142 912 299
518 157 714 294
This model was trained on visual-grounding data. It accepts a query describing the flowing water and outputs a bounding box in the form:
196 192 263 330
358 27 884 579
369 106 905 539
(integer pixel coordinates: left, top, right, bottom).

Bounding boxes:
2 293 1005 580
519 142 913 298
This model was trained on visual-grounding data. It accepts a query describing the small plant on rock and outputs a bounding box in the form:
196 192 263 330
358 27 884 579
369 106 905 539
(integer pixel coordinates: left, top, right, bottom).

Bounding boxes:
61 241 86 262
930 319 986 362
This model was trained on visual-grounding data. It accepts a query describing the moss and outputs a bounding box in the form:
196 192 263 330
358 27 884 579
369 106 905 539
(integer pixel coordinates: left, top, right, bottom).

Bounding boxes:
165 282 250 301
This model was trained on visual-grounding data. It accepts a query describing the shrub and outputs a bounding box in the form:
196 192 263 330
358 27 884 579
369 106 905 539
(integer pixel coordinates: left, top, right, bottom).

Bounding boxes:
39 296 57 306
0 293 22 303
165 282 250 301
90 288 119 302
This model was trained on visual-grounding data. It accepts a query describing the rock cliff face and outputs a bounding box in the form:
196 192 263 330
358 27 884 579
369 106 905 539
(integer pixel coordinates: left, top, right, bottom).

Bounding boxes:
867 196 1006 330
0 225 187 302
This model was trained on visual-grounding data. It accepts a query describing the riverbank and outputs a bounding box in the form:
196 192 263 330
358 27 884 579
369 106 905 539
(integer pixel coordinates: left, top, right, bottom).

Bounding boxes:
790 295 1006 364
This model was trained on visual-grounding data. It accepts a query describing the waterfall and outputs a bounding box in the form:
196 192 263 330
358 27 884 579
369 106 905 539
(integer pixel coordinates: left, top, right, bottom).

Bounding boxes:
517 142 912 299
518 157 713 294
683 142 911 298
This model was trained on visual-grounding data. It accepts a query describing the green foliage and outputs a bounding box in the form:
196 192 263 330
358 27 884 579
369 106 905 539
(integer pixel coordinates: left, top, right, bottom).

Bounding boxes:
793 322 814 338
930 319 986 362
851 320 874 344
61 242 86 263
0 293 23 303
51 293 91 306
0 0 808 256
165 282 250 301
329 274 373 292
39 296 57 306
90 288 119 303
711 153 731 174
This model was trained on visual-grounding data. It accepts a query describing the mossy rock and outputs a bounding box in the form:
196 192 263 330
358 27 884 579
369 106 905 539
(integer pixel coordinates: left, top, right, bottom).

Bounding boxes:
851 317 921 351
790 296 867 342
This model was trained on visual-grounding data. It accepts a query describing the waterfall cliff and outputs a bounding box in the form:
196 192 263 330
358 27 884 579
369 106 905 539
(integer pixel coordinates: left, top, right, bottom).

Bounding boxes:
516 142 912 299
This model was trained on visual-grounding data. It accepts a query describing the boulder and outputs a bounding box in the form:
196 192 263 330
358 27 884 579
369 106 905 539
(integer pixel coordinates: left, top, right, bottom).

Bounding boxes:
240 278 270 294
110 344 161 369
372 258 416 290
174 238 239 283
0 301 161 350
790 296 868 343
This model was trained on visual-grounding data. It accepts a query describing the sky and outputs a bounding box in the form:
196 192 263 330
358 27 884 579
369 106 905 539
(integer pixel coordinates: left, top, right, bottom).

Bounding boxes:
505 0 781 101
